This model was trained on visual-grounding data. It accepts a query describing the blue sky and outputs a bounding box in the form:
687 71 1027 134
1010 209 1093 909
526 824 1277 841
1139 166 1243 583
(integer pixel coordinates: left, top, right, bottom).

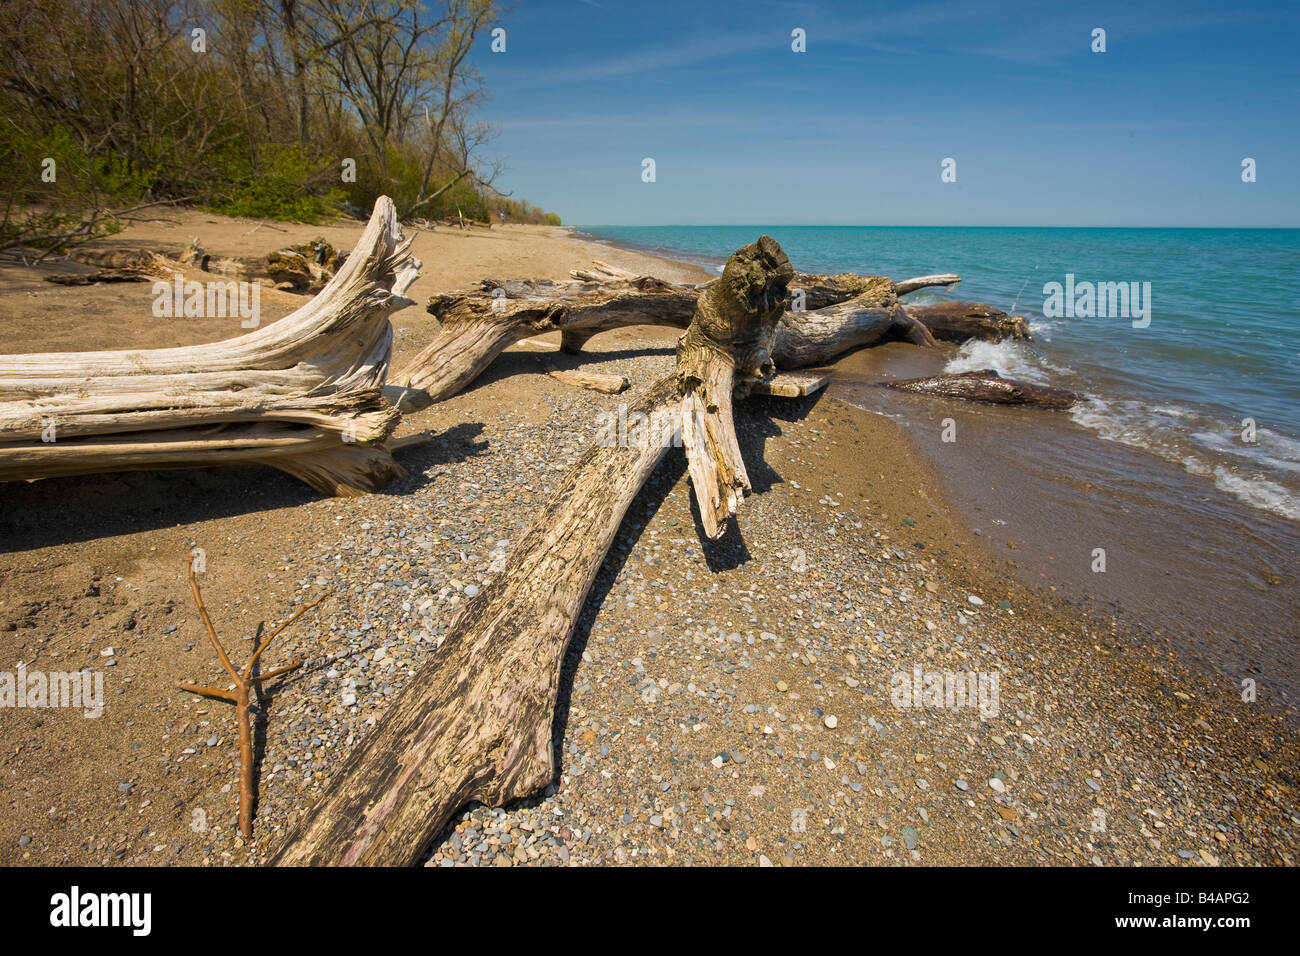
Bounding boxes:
468 0 1299 226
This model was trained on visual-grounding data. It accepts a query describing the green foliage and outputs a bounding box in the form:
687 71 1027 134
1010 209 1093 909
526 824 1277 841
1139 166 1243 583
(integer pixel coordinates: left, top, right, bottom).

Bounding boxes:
0 0 560 241
0 120 126 252
208 144 345 224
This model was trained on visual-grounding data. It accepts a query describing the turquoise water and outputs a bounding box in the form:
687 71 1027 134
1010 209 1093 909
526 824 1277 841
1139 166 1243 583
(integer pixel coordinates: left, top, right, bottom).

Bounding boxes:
579 226 1300 521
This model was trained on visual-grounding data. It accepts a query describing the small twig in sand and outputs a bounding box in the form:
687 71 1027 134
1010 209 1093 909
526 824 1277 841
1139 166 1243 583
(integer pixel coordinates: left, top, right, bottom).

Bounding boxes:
243 220 288 236
176 563 328 838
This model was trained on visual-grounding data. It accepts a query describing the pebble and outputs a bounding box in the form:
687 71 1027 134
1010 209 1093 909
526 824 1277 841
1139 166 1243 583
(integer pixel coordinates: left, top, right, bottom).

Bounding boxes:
988 778 1006 793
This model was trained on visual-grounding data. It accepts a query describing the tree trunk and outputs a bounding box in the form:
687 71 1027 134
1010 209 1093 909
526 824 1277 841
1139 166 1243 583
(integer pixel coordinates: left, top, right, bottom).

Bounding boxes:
270 238 796 866
773 281 939 367
396 270 960 403
0 197 421 496
902 301 1032 343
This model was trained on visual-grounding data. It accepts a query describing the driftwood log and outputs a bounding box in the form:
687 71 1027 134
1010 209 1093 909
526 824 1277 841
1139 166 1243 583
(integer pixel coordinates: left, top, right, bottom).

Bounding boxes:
43 269 154 285
0 197 422 496
903 301 1032 343
773 275 940 366
271 237 801 866
547 369 630 394
395 266 971 403
397 272 700 402
880 369 1079 408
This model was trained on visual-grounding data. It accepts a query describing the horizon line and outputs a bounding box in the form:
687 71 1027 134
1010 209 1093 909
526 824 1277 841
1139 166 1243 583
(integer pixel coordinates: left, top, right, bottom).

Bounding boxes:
571 223 1300 230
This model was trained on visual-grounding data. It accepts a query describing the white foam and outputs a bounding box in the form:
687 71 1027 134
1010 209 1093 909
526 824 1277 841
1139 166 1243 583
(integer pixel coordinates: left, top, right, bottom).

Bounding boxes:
1027 319 1059 342
1191 430 1300 475
1069 398 1300 523
943 340 1055 385
1210 467 1300 522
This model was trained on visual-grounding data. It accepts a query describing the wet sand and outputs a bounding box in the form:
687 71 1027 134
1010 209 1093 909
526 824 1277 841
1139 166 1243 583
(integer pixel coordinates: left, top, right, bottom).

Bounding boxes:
832 344 1300 713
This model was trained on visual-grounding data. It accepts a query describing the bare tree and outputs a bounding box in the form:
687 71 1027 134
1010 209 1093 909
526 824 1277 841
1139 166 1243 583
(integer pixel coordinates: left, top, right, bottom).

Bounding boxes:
412 0 494 209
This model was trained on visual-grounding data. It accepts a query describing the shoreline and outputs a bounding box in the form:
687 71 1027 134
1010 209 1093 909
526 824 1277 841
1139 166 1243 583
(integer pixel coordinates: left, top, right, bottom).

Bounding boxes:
579 226 1300 715
1 212 1296 866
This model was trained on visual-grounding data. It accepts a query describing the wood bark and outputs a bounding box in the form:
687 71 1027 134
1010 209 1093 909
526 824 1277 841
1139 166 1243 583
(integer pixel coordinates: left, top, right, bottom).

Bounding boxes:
0 197 421 496
271 238 796 866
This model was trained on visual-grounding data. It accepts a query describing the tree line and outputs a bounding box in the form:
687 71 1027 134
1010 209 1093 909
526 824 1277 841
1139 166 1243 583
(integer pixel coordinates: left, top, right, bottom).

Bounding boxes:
0 0 560 253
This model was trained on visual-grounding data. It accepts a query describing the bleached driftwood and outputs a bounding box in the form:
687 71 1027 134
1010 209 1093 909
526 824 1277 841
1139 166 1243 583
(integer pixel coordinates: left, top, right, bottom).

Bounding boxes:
0 197 422 496
748 370 831 398
547 369 630 394
271 237 800 866
396 267 963 403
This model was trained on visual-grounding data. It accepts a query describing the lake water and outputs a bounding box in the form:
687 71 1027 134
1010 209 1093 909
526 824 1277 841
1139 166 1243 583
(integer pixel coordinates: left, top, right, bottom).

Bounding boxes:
580 225 1300 707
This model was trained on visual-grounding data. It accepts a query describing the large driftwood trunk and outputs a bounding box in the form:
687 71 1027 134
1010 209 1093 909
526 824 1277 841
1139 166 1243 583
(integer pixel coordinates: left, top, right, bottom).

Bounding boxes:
773 277 939 366
395 264 1028 403
396 273 699 402
271 238 796 866
903 301 1032 343
0 198 421 496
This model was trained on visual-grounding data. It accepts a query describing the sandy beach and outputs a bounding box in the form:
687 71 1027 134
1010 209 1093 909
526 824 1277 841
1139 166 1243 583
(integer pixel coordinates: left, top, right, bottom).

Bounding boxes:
1 211 1296 867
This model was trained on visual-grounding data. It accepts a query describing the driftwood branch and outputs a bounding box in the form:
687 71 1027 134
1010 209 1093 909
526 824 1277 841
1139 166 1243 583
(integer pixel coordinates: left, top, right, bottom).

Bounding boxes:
547 369 630 394
903 301 1032 343
892 273 960 296
176 563 327 837
271 237 800 866
396 267 979 403
0 197 421 496
774 278 939 367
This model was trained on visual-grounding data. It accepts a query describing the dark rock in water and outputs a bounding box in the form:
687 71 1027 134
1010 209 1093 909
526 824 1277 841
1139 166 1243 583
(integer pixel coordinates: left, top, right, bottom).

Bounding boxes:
879 369 1079 409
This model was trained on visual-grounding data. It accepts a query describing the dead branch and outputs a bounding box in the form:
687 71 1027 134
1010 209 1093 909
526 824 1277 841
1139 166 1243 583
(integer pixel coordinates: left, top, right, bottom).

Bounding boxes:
176 562 328 837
